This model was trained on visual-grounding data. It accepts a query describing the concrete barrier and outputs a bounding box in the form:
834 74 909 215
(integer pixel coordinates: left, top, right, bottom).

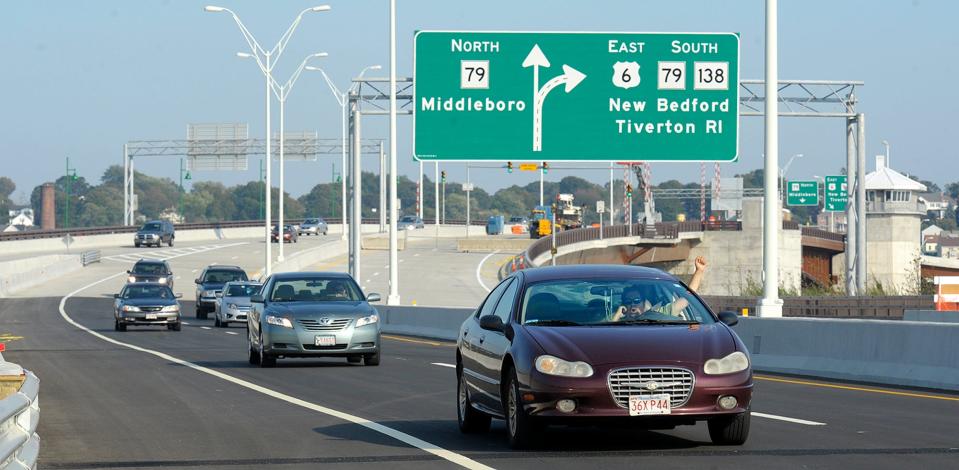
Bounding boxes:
270 239 349 276
902 310 959 323
0 254 84 297
457 238 533 253
377 305 474 342
733 317 959 391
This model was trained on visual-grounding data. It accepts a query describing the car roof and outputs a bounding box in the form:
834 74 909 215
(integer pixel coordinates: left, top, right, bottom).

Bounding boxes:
224 281 262 286
123 281 170 288
204 265 244 271
271 271 353 281
517 264 678 283
134 259 167 264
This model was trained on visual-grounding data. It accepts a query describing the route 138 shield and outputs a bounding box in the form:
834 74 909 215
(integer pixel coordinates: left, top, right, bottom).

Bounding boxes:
612 61 640 89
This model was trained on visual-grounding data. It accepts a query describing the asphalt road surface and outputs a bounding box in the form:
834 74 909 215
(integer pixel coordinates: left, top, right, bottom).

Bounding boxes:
2 238 958 469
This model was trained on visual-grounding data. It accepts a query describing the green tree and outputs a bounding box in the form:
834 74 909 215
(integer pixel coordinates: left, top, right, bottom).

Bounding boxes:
0 176 15 225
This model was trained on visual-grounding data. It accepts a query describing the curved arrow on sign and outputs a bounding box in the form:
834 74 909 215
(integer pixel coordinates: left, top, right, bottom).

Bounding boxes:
523 44 586 152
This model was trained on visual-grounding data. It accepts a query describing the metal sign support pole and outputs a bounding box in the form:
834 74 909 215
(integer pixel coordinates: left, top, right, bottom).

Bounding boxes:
123 145 129 226
758 0 783 317
349 95 362 281
845 98 858 295
379 142 386 233
856 113 867 294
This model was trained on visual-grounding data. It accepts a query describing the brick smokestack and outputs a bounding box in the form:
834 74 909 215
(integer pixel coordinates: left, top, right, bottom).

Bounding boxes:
41 183 56 230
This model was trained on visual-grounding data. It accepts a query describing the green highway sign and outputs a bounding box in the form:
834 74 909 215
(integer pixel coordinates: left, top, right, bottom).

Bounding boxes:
413 31 740 162
786 181 819 207
824 175 848 212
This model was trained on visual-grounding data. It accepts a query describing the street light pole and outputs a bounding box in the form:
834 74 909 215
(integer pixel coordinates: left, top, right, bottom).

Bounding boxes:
759 0 783 317
205 4 330 277
387 0 401 305
780 153 803 203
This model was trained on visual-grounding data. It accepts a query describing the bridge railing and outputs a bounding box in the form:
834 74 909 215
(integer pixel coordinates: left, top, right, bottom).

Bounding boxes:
0 360 40 469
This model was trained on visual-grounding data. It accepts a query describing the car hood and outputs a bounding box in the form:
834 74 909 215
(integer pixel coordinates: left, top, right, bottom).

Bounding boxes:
131 273 168 279
222 297 252 307
523 323 735 366
122 298 178 307
199 283 228 291
270 301 374 318
137 230 163 235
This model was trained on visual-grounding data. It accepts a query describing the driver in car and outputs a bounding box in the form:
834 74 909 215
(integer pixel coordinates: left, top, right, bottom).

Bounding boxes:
327 280 350 300
610 256 708 321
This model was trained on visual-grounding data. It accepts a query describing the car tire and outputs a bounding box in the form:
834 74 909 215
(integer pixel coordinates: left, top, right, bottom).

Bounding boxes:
196 308 207 320
248 335 260 365
134 242 141 248
168 238 174 247
169 322 181 331
708 407 751 445
114 320 121 331
258 337 276 368
214 316 221 327
364 350 380 366
505 368 541 449
457 367 492 433
347 356 362 364
117 322 127 332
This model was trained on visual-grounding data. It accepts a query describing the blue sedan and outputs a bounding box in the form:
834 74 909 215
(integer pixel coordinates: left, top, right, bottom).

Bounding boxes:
247 272 382 367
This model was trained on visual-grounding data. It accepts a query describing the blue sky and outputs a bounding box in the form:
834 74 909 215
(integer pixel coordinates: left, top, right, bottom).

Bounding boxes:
2 0 956 203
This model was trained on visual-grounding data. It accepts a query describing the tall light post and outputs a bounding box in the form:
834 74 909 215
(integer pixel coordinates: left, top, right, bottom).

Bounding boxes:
205 4 330 277
387 0 401 305
882 139 890 165
759 0 783 317
780 153 803 203
307 64 382 241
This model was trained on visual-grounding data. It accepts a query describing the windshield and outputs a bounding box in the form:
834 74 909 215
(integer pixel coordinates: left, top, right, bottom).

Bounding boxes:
269 277 363 302
509 217 524 223
132 263 166 275
140 222 162 231
202 270 248 283
521 279 715 326
304 218 319 224
226 284 260 297
123 285 174 299
400 216 416 222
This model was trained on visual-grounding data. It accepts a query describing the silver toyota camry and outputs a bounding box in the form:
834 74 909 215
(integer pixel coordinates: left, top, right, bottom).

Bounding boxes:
247 272 381 367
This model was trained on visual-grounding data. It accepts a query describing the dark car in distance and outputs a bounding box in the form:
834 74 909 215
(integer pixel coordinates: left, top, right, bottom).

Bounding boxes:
195 265 249 319
455 265 752 449
127 259 174 289
271 225 298 243
135 220 175 248
114 282 182 331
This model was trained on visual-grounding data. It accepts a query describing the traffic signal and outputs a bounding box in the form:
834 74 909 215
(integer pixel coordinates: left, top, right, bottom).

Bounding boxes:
441 170 447 182
542 161 549 174
507 161 513 173
626 184 633 198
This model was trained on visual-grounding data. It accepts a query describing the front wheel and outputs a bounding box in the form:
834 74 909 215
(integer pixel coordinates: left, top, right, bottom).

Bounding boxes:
457 368 491 433
168 238 174 247
364 350 380 366
708 408 751 445
168 322 181 331
505 369 540 449
258 337 276 368
248 335 260 365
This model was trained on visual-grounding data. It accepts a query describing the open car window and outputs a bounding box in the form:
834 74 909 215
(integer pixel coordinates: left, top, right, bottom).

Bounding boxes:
269 277 362 302
521 279 716 325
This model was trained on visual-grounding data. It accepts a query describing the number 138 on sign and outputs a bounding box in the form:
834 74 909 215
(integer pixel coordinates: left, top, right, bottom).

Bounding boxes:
694 62 728 90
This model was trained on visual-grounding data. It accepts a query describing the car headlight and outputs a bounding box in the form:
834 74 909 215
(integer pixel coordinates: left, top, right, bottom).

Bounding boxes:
161 305 179 313
704 351 750 375
122 305 141 312
535 355 593 378
265 314 293 328
228 303 238 311
355 314 379 327
203 290 215 297
158 278 167 284
128 276 137 283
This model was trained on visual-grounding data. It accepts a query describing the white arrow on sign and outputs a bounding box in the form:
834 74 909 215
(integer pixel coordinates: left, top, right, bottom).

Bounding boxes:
799 198 806 203
523 44 586 152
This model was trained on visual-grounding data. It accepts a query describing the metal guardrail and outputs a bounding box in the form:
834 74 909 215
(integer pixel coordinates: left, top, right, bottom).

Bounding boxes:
0 370 39 470
0 218 485 242
80 250 101 266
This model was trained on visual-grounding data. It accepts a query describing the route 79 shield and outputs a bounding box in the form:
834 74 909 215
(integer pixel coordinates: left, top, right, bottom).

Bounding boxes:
612 61 640 89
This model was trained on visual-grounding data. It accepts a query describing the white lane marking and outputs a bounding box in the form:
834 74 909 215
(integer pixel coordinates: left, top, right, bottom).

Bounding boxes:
231 256 239 260
201 326 212 330
365 279 371 283
399 259 405 263
384 265 389 269
373 272 380 276
475 250 500 293
225 331 239 335
191 269 198 273
182 322 191 325
432 362 456 369
753 412 826 426
413 253 419 257
58 275 493 470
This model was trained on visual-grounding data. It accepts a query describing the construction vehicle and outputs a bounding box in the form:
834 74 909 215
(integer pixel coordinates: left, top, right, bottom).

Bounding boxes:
555 193 584 230
528 205 552 239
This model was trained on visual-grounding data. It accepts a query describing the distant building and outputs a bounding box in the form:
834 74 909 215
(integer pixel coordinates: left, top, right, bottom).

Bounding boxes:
816 211 848 234
941 237 959 259
7 208 34 228
924 234 940 255
918 192 952 220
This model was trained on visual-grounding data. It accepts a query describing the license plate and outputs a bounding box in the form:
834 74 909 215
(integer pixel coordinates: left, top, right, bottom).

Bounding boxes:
628 394 671 416
314 335 336 346
145 314 157 320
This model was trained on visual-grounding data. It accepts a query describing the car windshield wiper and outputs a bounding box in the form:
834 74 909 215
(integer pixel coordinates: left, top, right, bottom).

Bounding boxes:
598 319 700 326
524 319 582 327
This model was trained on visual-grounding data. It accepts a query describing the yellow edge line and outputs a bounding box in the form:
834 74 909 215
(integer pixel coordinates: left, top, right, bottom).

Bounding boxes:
382 334 454 347
755 375 959 402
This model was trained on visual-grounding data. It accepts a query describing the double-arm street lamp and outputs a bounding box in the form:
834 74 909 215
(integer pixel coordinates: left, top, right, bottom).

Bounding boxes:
306 64 382 242
205 4 330 276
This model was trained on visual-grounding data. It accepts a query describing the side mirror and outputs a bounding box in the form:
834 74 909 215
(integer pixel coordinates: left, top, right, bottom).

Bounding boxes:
175 293 183 299
250 294 265 303
366 293 382 303
194 278 201 284
113 293 120 299
718 311 739 327
479 315 505 332
126 270 132 274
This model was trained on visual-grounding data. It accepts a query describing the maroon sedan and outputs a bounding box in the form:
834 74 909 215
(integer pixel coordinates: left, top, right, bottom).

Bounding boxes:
456 265 752 449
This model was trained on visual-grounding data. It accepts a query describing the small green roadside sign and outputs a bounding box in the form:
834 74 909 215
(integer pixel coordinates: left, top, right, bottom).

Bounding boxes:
824 175 848 212
786 181 819 207
413 31 740 162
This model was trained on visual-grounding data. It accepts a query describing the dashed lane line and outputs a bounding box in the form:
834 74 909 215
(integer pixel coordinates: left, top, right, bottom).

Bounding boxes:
432 362 456 368
58 274 494 470
752 412 826 426
225 331 239 335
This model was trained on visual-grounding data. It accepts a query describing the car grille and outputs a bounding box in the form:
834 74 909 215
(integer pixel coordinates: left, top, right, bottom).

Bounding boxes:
607 367 695 409
302 344 348 350
139 306 163 312
298 318 352 331
235 306 252 312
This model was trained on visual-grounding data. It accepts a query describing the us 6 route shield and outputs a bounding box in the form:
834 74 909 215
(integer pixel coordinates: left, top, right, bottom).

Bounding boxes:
413 31 740 162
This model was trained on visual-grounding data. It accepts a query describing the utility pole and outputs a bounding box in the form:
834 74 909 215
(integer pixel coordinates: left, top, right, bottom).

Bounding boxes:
64 157 78 229
259 158 265 219
758 0 783 317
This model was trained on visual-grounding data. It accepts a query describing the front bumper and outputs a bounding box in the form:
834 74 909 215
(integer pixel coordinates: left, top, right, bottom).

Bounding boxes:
520 363 752 421
197 296 218 309
120 313 180 325
135 234 161 244
220 309 250 323
263 322 380 357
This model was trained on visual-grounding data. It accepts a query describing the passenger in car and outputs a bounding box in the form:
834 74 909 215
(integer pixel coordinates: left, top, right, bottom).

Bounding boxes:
610 256 708 321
